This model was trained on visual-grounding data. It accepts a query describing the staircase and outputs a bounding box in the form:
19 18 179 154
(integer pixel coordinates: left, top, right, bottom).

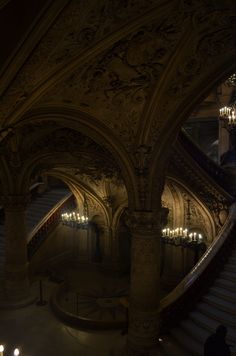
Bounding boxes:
0 188 70 297
161 242 236 356
0 225 4 298
26 188 70 233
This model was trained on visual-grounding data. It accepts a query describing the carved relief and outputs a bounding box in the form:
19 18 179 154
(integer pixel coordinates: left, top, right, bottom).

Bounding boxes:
86 196 103 218
0 124 120 185
149 4 236 145
37 16 184 151
168 146 231 222
126 210 161 234
129 309 159 336
0 0 158 121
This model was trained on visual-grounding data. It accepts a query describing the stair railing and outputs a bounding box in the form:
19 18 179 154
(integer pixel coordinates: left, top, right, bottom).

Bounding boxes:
179 129 227 190
27 193 75 259
160 202 236 331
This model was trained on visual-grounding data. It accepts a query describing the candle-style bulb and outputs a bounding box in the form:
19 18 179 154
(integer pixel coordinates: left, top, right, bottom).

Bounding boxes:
14 349 20 356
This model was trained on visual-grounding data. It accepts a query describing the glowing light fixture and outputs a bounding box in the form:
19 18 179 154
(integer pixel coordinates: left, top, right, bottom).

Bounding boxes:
61 194 89 229
219 105 236 125
161 199 204 246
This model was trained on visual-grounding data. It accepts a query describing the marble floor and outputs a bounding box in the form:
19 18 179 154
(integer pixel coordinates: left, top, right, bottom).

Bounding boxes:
0 265 164 356
0 279 128 356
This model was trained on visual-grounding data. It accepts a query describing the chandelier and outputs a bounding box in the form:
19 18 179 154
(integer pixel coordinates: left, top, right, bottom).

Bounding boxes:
161 199 204 246
226 73 236 87
61 195 89 229
219 105 236 125
161 227 203 246
0 345 20 355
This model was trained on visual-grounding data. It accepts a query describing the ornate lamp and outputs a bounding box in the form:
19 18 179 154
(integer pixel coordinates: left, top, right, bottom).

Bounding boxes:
61 195 89 229
161 199 205 247
219 105 236 126
226 73 236 87
0 346 20 356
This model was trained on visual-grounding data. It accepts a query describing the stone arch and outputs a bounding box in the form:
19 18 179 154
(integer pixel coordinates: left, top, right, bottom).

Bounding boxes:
47 169 110 227
164 176 216 244
149 54 236 209
17 107 139 208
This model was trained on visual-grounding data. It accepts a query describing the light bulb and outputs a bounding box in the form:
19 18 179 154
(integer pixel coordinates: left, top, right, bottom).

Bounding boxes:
14 348 20 356
0 345 4 352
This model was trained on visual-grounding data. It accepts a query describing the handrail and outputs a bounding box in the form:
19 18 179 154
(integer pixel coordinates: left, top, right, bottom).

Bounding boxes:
27 192 75 259
160 202 236 327
179 129 228 190
27 192 72 242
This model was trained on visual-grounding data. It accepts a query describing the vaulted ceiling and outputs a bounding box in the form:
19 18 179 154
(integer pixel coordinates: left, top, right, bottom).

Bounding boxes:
1 0 236 209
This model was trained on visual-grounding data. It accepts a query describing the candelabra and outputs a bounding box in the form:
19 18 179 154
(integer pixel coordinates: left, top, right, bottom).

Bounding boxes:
61 211 89 229
226 73 236 87
161 227 204 246
161 199 205 248
61 194 89 229
219 105 236 126
0 345 20 355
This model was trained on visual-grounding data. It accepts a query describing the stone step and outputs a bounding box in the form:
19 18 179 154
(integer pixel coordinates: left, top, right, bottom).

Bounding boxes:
215 278 236 292
197 302 236 328
221 271 236 283
189 310 236 343
180 319 208 344
170 327 202 356
28 198 59 206
229 256 236 264
210 286 236 303
202 294 236 314
230 250 236 257
225 264 236 273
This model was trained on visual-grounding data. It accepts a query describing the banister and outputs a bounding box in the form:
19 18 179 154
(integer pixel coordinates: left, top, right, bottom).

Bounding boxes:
27 192 75 259
179 129 227 189
160 202 236 327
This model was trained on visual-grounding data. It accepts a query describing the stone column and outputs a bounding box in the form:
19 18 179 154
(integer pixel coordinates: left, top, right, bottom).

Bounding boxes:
99 225 124 274
100 224 111 262
161 244 185 291
127 211 161 355
3 195 30 303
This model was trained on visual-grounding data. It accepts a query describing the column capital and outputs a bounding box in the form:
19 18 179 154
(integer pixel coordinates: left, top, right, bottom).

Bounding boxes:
126 210 161 235
0 194 30 211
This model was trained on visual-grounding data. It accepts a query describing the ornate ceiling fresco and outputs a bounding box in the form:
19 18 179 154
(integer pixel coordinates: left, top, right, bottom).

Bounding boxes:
0 0 236 208
36 11 184 152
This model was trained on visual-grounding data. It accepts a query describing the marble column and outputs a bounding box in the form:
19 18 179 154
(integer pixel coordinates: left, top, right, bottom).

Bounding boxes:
127 211 161 355
4 195 30 302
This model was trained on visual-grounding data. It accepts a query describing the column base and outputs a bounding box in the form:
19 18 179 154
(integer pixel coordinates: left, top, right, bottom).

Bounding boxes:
127 308 161 355
0 276 36 309
126 343 161 356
